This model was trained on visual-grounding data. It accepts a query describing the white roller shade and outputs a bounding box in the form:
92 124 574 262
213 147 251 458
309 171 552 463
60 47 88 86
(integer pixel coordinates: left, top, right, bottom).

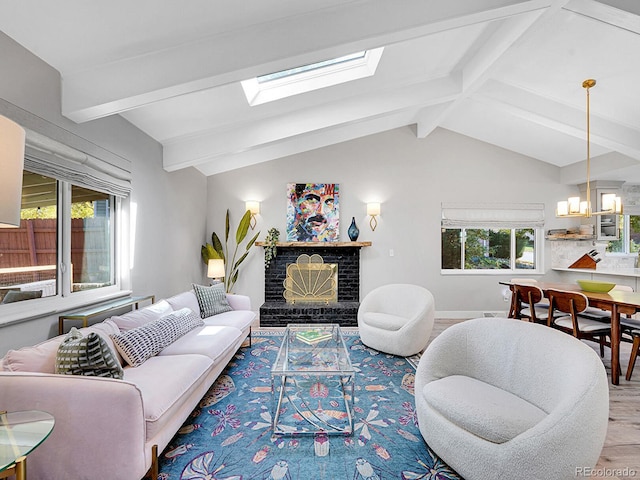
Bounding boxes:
441 203 545 228
0 98 131 197
24 129 131 197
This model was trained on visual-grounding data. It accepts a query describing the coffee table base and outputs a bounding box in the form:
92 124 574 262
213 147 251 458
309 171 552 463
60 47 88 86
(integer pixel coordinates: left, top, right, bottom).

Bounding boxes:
272 374 354 436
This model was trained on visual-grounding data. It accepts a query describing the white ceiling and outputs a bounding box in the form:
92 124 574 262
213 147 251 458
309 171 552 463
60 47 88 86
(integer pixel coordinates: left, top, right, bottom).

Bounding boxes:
1 0 640 181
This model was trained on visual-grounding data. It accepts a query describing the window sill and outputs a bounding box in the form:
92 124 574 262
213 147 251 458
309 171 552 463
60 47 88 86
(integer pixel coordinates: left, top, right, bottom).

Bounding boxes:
440 269 544 275
0 287 132 328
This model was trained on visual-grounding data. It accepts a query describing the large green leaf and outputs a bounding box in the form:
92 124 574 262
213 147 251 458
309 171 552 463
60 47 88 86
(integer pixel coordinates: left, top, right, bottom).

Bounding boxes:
201 243 223 264
235 210 252 244
225 209 230 243
212 233 225 260
245 231 259 251
233 251 249 270
201 244 215 264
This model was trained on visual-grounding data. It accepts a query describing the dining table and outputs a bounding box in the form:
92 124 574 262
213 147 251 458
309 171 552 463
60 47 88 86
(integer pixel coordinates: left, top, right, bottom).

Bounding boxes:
501 280 640 385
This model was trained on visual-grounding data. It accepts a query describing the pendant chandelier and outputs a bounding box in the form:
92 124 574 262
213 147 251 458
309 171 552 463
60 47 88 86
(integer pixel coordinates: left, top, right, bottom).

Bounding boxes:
556 79 622 218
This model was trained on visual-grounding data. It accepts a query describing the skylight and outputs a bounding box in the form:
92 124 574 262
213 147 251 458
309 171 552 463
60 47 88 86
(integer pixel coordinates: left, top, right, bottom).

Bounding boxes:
241 48 384 106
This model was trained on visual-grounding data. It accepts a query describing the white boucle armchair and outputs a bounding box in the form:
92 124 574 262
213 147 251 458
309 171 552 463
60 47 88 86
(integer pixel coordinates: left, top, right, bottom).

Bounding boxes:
358 284 435 356
415 317 609 480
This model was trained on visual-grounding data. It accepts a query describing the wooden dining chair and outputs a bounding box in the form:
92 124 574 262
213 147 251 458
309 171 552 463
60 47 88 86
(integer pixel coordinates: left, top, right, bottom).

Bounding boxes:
626 329 640 381
507 278 548 319
579 284 633 321
547 289 611 357
512 283 550 324
577 284 640 346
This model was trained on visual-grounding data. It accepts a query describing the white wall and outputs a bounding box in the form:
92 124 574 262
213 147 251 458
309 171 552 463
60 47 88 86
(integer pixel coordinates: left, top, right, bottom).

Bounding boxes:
0 32 207 355
207 126 578 315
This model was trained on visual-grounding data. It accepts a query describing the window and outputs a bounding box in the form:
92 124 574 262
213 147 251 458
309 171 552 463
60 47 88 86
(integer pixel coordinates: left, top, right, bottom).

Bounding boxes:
440 203 544 274
0 171 116 304
441 228 537 271
604 215 640 254
241 48 384 106
70 185 114 292
0 104 132 319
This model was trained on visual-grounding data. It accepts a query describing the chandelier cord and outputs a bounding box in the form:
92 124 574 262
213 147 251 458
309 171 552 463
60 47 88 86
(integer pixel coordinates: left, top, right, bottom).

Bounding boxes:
586 81 591 216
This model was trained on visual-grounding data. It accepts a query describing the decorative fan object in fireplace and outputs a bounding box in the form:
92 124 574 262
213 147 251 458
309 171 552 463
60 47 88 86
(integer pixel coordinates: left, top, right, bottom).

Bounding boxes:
283 254 338 304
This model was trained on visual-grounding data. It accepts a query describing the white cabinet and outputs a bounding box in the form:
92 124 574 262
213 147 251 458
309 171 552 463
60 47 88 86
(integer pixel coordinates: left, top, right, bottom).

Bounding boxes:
596 188 620 240
597 212 618 240
578 181 622 241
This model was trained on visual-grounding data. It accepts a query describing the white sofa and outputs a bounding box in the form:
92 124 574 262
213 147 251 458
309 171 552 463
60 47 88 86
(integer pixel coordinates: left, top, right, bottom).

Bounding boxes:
0 290 255 480
414 317 609 480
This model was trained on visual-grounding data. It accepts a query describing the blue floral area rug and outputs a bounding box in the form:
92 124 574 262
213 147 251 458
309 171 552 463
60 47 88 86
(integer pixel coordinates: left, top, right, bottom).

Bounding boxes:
157 330 463 480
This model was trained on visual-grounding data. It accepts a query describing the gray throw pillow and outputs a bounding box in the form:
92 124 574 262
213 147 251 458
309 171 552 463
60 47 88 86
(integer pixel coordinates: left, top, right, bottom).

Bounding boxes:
192 283 232 318
55 327 124 379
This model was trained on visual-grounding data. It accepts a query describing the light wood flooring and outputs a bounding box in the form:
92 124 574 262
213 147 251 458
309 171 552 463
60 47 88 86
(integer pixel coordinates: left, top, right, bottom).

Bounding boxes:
256 317 640 479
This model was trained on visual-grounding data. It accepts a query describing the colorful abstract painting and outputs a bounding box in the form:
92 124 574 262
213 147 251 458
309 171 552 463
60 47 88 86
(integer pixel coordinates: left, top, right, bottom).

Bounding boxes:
287 183 339 242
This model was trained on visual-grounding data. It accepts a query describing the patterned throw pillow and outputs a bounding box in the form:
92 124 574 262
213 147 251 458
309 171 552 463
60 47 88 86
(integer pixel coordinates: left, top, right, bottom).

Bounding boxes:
55 327 124 379
111 308 204 367
192 283 232 318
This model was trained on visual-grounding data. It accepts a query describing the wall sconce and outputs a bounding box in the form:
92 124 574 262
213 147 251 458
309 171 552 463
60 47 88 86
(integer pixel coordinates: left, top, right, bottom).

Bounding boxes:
245 201 260 230
0 115 26 228
367 202 380 231
207 259 225 284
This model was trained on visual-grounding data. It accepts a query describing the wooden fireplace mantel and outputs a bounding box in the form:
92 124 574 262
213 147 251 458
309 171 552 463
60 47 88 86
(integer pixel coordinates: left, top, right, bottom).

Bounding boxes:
256 241 371 248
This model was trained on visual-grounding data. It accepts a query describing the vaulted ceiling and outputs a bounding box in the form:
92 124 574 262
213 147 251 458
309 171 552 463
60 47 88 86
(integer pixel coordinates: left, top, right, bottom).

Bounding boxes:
1 0 640 182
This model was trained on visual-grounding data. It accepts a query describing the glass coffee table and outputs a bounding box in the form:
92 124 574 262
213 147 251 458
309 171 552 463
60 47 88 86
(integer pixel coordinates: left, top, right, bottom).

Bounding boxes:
1 410 55 480
271 324 355 435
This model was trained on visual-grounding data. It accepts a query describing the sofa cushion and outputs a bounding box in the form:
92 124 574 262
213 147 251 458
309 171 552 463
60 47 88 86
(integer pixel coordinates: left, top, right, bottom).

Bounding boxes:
111 308 203 367
55 327 124 379
361 312 407 331
109 300 173 331
202 310 255 331
123 354 213 441
2 337 63 373
158 325 244 362
1 319 121 373
192 283 232 318
423 374 547 444
166 290 201 314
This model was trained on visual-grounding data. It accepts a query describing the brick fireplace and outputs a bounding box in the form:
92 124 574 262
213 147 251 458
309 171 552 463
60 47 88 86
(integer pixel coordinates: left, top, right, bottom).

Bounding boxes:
258 242 370 327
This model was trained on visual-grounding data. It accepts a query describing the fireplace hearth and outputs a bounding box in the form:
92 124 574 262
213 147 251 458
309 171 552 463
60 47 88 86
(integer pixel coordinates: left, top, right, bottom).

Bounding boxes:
257 242 370 327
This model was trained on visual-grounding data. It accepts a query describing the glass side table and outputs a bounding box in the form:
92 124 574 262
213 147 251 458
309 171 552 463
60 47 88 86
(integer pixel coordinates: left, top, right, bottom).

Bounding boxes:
0 410 55 480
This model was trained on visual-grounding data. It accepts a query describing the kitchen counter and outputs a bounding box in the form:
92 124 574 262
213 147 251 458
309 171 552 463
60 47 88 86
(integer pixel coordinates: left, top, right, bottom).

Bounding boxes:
552 267 640 278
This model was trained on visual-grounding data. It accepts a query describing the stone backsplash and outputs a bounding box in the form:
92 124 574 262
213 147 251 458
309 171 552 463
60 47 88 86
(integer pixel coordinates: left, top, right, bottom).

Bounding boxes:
550 240 636 269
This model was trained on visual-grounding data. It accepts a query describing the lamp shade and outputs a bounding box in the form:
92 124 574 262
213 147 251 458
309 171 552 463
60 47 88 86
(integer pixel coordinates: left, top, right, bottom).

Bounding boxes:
207 259 225 278
245 200 260 215
367 202 381 216
0 115 26 228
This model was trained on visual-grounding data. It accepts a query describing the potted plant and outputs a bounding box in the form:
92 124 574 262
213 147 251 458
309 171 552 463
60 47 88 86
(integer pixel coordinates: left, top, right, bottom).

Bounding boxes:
201 209 259 292
264 227 280 269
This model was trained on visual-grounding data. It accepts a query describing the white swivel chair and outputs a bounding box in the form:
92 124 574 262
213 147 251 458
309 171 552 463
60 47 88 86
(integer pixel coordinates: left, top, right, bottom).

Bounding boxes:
414 317 609 480
357 284 435 356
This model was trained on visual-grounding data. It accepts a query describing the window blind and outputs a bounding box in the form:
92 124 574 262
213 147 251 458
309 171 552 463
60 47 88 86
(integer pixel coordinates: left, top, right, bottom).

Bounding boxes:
441 202 545 228
0 98 131 198
24 129 131 197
